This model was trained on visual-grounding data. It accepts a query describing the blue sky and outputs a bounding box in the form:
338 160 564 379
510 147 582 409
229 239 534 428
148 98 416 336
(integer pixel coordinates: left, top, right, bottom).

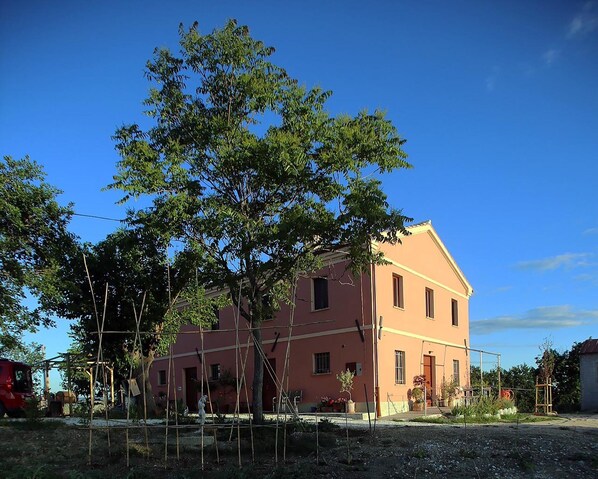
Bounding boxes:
1 0 597 380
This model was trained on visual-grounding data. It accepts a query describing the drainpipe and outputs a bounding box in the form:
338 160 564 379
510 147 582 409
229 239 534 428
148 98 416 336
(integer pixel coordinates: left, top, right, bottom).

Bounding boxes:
371 262 381 417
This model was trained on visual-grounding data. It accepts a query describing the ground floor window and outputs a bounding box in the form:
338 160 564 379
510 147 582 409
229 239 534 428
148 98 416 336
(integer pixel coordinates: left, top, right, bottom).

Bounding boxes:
211 363 221 380
453 360 460 385
395 350 406 384
314 352 330 374
158 369 166 386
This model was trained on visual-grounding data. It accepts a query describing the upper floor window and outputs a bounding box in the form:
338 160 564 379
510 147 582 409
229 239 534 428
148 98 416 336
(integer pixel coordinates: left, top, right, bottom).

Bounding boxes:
313 352 330 374
393 274 404 308
158 369 167 386
395 350 406 384
211 307 220 330
451 299 459 326
425 288 435 318
312 277 329 311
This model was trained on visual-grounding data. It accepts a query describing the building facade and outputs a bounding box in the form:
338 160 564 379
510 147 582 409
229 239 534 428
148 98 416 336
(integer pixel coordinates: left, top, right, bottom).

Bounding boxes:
580 338 598 412
150 221 473 416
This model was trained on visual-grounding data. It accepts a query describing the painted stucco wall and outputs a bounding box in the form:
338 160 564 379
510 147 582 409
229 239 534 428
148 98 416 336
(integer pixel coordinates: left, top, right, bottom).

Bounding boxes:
580 354 598 411
151 262 377 412
373 225 471 412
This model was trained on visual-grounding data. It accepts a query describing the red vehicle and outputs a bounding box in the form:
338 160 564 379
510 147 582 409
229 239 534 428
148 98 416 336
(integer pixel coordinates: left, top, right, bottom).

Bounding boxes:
0 358 34 417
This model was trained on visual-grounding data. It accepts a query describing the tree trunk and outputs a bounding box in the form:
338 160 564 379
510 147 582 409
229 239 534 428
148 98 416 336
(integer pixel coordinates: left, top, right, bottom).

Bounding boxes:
132 351 157 417
251 324 264 424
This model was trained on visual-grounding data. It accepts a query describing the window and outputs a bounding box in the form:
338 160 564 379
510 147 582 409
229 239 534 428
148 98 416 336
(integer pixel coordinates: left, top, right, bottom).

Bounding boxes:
211 307 220 330
425 288 434 318
393 274 404 308
453 360 460 386
395 350 406 384
312 277 329 310
158 370 167 386
451 299 458 326
210 363 221 381
345 362 357 374
313 352 330 374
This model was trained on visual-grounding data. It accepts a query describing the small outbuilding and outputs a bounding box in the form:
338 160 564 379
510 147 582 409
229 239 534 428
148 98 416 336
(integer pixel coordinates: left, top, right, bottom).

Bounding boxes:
580 338 598 412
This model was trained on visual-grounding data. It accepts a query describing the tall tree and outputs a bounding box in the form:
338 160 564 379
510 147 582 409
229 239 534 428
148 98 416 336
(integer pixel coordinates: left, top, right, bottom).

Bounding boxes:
49 228 194 413
0 156 74 353
110 20 412 422
536 342 582 413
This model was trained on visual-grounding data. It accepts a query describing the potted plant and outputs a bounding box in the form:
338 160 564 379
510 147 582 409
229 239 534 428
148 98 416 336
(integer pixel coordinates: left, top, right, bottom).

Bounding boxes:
440 377 459 407
411 374 425 411
319 396 334 412
336 368 356 413
333 397 347 412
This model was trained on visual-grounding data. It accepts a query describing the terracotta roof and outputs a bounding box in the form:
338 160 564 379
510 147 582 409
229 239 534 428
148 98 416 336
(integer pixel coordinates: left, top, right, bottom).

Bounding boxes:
580 338 598 355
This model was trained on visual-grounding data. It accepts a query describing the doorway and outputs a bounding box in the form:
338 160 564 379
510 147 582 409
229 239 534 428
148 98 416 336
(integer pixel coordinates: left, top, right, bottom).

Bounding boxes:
262 358 276 412
184 367 198 412
423 355 435 406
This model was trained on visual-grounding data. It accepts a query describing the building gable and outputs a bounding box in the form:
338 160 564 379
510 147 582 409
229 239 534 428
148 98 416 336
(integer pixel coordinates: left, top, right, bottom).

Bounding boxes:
375 221 473 298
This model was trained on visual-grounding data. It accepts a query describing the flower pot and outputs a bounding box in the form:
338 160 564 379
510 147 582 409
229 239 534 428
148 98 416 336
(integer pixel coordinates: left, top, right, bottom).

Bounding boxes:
333 404 343 412
412 401 424 412
346 400 355 414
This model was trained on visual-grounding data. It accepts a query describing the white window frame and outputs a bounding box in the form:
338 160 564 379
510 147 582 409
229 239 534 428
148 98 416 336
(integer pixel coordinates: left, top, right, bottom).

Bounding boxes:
395 350 406 384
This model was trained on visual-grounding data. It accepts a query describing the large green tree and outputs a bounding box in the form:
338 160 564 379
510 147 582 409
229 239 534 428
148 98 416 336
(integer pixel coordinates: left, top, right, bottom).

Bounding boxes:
0 156 74 354
49 228 195 412
110 21 412 422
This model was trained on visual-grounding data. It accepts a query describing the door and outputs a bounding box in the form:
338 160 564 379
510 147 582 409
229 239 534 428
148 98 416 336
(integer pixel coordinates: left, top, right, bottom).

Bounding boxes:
184 367 198 412
423 355 435 406
262 358 276 412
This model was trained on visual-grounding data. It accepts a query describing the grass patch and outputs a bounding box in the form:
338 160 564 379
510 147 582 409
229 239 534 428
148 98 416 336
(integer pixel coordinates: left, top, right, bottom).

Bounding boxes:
405 413 558 425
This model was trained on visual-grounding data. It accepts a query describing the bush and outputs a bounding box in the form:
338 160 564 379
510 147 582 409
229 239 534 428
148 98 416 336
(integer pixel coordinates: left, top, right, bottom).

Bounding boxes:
451 395 515 417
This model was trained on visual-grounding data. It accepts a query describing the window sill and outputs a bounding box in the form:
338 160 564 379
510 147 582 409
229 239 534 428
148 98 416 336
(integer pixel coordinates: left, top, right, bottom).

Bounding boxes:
393 306 405 311
312 372 331 376
311 307 330 313
426 316 435 320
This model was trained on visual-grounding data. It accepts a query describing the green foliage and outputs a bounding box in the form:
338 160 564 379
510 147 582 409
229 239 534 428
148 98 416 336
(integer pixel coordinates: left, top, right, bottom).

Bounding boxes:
440 376 459 399
336 368 355 400
450 395 514 418
470 364 536 412
546 341 582 413
24 396 44 423
530 340 582 412
110 20 412 421
158 284 228 355
0 156 75 352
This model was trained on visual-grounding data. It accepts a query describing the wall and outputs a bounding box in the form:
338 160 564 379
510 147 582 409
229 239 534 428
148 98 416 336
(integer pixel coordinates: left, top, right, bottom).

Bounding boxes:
580 354 598 412
151 260 377 413
373 225 471 412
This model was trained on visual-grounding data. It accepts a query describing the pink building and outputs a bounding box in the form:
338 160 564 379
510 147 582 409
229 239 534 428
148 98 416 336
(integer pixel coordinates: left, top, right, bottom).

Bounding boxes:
150 221 473 417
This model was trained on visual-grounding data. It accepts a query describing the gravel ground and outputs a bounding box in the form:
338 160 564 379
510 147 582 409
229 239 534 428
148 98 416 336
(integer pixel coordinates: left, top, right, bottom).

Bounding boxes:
1 414 596 478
